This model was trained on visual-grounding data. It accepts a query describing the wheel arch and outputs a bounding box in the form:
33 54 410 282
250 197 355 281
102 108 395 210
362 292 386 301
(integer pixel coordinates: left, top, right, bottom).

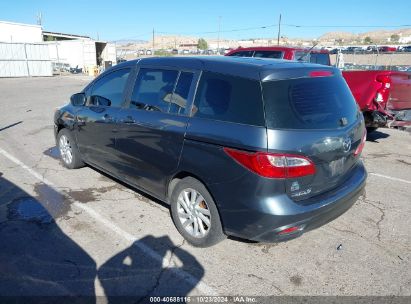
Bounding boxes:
167 171 210 202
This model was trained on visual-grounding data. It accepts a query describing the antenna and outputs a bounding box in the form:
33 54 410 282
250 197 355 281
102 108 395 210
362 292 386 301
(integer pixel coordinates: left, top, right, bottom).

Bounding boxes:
152 28 155 51
277 14 282 46
297 41 319 61
217 16 222 53
36 12 42 26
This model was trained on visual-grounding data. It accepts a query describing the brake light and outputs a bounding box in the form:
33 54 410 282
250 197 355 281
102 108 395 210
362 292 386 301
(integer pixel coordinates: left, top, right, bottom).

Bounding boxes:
375 74 391 103
376 75 391 88
309 70 333 77
354 131 367 157
223 148 316 178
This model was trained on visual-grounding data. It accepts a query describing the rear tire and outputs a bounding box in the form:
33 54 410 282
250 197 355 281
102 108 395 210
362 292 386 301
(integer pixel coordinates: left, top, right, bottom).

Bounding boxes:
57 128 85 169
170 177 226 247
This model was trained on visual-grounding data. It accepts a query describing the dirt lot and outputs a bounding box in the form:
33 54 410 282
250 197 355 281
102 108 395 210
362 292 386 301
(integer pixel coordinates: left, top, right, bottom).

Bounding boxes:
0 76 410 300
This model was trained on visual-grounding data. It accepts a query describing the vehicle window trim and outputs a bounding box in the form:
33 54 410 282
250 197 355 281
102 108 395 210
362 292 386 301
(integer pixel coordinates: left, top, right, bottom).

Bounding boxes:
169 70 201 117
191 70 265 126
124 65 200 117
85 67 132 108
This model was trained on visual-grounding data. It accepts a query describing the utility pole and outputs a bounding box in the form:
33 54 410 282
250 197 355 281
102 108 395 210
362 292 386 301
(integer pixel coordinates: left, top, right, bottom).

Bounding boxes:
152 28 155 51
217 16 222 54
277 13 282 46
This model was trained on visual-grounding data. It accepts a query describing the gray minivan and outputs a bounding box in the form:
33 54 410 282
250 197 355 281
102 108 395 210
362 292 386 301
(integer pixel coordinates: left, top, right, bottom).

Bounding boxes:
54 56 367 247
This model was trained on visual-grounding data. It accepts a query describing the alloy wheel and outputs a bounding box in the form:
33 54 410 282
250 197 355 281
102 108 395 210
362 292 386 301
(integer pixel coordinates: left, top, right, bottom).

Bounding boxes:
59 135 73 165
177 188 211 238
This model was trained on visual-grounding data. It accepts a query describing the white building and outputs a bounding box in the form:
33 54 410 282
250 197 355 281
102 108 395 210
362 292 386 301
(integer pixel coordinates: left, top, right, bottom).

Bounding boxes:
0 21 51 77
0 20 117 77
399 36 411 44
0 20 43 43
46 39 117 70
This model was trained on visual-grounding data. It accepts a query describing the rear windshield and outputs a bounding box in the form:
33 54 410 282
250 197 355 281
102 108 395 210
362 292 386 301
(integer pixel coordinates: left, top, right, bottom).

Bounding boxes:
309 53 330 65
262 76 359 129
253 51 283 59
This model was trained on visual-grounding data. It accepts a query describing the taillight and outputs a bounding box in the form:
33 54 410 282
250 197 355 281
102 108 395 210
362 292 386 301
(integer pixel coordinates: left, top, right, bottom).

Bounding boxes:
375 74 391 103
354 131 367 157
223 148 316 178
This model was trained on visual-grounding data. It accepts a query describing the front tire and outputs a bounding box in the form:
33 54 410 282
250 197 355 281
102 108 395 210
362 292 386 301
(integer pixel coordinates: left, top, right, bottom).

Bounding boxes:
57 128 84 169
170 177 226 247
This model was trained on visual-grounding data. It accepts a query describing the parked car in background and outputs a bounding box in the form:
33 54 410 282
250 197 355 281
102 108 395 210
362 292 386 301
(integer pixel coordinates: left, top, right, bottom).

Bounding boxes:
400 46 411 52
182 49 190 55
54 57 367 247
378 46 397 52
226 46 411 132
366 46 378 52
343 46 364 54
226 46 331 66
145 50 152 55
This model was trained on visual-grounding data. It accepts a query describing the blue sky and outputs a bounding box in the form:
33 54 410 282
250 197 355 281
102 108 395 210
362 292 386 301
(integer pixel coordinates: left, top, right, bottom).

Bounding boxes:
1 0 410 41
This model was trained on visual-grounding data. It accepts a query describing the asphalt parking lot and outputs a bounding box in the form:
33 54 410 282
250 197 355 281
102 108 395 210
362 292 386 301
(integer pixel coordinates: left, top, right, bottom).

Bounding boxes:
0 76 410 300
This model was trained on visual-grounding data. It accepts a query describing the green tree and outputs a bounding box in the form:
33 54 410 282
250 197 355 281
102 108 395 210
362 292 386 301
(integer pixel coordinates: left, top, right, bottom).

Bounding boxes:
364 36 372 44
44 35 56 41
197 38 208 50
390 34 400 43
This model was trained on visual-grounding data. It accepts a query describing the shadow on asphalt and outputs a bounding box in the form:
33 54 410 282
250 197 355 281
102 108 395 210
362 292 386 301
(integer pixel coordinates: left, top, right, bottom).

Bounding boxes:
366 130 390 142
0 173 204 302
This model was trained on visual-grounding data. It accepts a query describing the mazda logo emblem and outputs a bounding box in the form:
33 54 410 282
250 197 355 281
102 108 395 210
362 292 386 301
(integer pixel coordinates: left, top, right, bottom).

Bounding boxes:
342 137 352 153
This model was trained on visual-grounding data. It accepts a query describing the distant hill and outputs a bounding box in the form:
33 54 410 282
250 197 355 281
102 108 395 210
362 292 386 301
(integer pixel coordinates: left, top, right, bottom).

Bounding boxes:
319 28 411 42
114 39 147 46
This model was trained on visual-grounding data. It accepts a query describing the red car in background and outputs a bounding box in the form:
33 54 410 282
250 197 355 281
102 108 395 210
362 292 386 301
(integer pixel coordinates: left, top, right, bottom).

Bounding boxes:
378 46 397 52
226 46 411 131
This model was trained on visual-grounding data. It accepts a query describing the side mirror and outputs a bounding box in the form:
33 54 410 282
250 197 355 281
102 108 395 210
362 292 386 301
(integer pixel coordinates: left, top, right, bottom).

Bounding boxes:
70 93 86 106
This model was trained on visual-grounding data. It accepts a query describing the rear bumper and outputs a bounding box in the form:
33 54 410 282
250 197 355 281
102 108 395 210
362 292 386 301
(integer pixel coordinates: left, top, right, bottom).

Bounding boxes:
216 161 367 242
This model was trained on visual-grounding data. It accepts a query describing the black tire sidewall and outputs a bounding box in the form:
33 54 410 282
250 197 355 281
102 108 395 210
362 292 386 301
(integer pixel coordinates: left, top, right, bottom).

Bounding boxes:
170 177 225 247
57 129 83 169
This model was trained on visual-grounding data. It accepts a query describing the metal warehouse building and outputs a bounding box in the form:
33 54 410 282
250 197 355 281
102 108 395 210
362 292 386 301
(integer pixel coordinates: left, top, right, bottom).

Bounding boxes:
0 21 52 77
0 20 116 77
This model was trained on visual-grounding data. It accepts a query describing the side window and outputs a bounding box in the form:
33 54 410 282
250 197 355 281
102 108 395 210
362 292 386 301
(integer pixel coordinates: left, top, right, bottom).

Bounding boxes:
228 51 254 57
309 53 330 65
294 51 310 62
90 69 130 107
193 72 265 126
254 51 283 59
130 68 178 112
169 72 194 115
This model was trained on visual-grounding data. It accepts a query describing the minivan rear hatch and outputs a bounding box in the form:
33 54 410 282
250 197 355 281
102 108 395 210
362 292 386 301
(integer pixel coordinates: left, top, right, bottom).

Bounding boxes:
262 72 365 202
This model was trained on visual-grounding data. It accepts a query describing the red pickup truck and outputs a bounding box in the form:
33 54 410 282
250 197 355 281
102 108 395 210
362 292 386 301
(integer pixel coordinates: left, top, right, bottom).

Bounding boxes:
226 46 411 131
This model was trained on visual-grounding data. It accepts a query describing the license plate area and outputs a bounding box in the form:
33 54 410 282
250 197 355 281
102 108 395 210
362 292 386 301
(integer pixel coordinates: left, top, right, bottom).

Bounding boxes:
329 157 346 177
